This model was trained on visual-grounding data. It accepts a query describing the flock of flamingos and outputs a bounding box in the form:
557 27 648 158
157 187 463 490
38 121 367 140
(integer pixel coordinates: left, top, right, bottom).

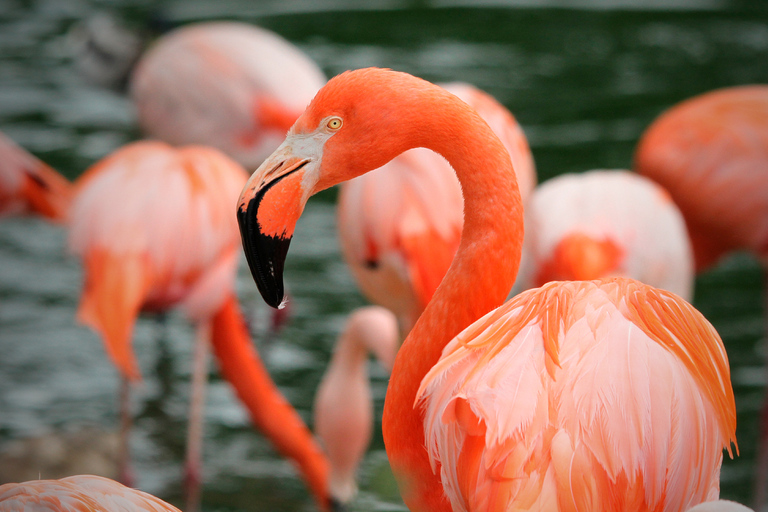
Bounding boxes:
0 16 766 512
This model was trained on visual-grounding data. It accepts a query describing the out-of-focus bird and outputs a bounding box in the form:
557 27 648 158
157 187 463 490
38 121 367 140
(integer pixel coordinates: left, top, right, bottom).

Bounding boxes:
0 131 72 222
68 140 329 511
337 82 536 334
0 475 181 512
634 85 768 509
514 169 694 300
312 306 399 505
237 68 737 512
687 501 755 512
72 18 326 169
634 85 768 272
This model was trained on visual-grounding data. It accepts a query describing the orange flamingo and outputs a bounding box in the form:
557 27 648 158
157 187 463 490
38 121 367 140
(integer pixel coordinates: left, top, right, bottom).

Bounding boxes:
312 305 399 504
237 68 737 511
634 85 768 510
0 475 181 511
128 21 326 169
515 169 694 300
337 82 536 333
68 140 329 511
0 131 72 222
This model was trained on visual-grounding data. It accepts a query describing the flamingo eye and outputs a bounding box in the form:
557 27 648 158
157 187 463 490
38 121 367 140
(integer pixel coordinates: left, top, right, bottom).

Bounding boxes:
326 117 343 130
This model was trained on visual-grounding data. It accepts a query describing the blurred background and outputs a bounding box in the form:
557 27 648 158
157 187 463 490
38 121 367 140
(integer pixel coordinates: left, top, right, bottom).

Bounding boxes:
0 0 766 510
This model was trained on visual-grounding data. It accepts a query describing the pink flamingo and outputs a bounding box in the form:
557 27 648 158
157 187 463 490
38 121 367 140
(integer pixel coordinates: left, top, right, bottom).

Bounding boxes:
312 305 399 505
337 82 536 334
128 21 326 169
68 140 329 511
515 169 694 300
634 84 768 510
0 131 71 222
317 83 536 499
238 67 737 511
0 475 181 512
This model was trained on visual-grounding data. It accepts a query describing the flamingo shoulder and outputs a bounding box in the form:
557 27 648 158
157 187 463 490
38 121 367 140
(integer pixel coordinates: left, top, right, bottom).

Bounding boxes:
417 278 736 511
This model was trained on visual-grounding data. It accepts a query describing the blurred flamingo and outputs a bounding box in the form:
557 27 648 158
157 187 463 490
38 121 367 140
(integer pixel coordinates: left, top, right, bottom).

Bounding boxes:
634 85 768 509
337 82 536 334
237 67 737 512
0 475 181 512
514 169 694 300
73 18 326 169
312 306 399 505
0 131 72 222
68 140 330 511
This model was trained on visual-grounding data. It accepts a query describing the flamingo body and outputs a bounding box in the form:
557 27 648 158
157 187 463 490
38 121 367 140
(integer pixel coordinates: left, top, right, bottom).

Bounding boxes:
69 140 246 379
516 170 694 300
634 85 768 270
337 82 535 332
419 279 735 512
130 22 326 169
236 68 737 512
0 132 71 221
0 475 180 512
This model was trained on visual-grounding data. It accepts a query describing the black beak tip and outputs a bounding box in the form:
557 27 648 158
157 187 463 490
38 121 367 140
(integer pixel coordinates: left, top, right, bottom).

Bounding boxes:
237 198 291 310
328 497 348 512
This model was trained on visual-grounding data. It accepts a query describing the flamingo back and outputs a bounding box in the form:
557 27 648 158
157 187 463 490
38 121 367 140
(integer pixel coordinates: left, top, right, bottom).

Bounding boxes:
634 85 768 270
130 22 326 168
68 141 247 378
0 475 180 512
418 278 736 512
516 170 694 300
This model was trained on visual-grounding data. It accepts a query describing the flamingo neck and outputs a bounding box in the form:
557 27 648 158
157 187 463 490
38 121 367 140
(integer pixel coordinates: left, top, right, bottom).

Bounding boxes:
381 91 524 512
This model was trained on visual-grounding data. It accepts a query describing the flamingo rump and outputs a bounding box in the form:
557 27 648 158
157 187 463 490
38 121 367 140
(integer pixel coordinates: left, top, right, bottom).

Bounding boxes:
515 169 694 300
237 67 738 511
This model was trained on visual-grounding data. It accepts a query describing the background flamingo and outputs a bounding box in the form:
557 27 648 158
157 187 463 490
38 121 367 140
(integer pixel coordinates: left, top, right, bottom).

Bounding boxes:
634 84 768 511
0 475 181 512
337 82 536 334
237 67 738 512
312 305 399 506
514 169 694 300
67 140 329 511
0 131 72 222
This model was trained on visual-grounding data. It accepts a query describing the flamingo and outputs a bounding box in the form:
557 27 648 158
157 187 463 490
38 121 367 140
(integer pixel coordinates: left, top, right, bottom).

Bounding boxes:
0 131 72 222
237 68 737 511
68 140 329 511
514 169 694 300
633 85 768 510
337 82 536 334
128 21 326 169
312 305 399 505
0 475 181 512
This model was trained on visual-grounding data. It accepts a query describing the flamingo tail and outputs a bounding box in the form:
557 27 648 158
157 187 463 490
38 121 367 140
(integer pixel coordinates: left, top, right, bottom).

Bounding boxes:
76 249 150 381
22 161 73 222
210 294 330 509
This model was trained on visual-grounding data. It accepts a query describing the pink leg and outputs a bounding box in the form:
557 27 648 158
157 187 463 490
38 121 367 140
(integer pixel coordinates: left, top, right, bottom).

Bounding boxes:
118 377 135 487
184 321 211 512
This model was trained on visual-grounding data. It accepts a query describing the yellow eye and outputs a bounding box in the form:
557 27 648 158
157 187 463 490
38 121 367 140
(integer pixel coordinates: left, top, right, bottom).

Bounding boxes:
326 117 343 130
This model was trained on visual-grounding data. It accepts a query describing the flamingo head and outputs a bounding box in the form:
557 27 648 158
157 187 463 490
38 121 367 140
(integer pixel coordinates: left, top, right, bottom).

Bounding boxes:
237 68 446 308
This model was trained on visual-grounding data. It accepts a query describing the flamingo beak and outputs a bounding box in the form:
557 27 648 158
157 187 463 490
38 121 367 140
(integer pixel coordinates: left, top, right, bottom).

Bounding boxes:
237 151 311 309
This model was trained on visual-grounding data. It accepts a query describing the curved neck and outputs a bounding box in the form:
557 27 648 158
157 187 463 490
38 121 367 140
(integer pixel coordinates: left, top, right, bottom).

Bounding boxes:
382 87 524 512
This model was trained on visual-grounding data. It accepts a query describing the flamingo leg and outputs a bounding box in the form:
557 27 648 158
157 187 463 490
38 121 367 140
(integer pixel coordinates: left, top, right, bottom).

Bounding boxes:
118 376 135 487
184 321 211 512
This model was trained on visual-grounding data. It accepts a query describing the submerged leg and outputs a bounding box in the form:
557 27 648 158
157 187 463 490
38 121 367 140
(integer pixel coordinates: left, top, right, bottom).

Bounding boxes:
118 376 135 487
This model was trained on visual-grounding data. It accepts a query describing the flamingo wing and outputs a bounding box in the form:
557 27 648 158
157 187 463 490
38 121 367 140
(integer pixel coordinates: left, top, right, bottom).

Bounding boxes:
419 279 736 512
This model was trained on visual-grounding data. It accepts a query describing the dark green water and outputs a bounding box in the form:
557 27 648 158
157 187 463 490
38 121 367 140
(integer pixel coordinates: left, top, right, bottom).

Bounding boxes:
0 1 766 510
